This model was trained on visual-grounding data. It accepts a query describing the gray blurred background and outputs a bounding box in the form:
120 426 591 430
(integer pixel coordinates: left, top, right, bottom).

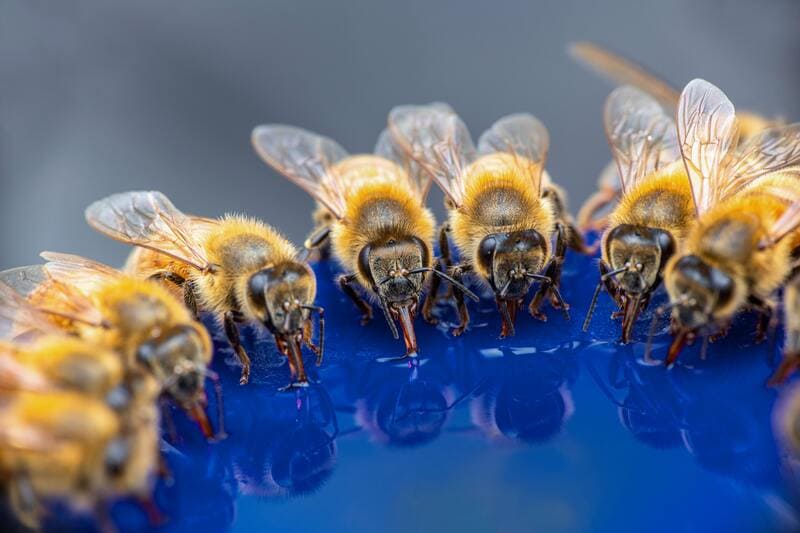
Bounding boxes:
2 0 799 270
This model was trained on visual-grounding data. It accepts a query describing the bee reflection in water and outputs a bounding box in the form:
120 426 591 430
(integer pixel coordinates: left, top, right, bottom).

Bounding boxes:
463 346 579 444
589 344 783 487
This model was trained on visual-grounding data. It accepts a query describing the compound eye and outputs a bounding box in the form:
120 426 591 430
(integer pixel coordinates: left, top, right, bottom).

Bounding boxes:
104 438 130 477
477 236 498 273
247 271 270 309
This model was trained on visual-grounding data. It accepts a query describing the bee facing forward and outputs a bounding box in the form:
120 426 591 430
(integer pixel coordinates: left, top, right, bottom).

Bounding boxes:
252 122 475 358
389 105 579 337
570 41 778 231
662 79 800 365
581 86 692 343
0 253 218 438
86 191 324 389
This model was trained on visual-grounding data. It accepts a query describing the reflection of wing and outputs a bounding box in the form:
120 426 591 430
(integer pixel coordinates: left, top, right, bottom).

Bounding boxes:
722 124 800 199
252 125 349 219
677 79 738 216
374 128 434 201
604 86 679 194
388 103 476 207
477 113 550 196
569 42 680 110
85 191 211 272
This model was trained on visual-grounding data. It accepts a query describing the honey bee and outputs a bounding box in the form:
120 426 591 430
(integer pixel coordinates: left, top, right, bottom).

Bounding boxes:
580 85 691 343
85 191 324 389
0 253 220 438
388 104 580 337
662 79 800 365
251 122 476 358
569 42 778 231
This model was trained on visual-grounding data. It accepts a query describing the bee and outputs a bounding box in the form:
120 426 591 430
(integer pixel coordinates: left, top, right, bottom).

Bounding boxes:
251 122 476 358
570 41 778 231
0 253 220 438
85 191 325 389
580 85 692 343
770 273 800 384
388 104 580 337
662 79 800 365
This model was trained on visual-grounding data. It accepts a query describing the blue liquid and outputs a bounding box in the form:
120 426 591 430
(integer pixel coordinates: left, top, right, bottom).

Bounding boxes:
34 250 800 532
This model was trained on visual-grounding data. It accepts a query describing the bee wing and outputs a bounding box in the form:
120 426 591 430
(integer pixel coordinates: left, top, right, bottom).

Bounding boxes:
374 127 436 202
477 113 550 196
755 180 800 248
677 79 738 216
85 191 212 272
252 125 349 219
604 86 679 194
569 42 681 110
0 263 107 330
0 344 50 392
720 123 800 199
0 278 62 340
388 103 476 208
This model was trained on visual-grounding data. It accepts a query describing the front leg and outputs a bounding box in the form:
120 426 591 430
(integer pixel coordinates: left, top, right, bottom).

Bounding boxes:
303 318 323 365
748 295 776 343
529 224 570 320
338 273 373 325
223 311 251 385
421 259 445 324
450 263 472 336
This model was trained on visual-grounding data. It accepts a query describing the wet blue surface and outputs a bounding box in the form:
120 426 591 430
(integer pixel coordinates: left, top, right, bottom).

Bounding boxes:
34 248 800 532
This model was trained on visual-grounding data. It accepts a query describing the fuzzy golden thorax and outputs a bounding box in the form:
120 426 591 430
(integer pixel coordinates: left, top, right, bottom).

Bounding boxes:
190 215 300 317
331 180 435 293
665 190 796 328
601 162 694 295
449 154 554 294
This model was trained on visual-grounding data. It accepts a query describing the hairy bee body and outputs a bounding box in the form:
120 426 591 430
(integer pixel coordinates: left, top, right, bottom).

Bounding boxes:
602 162 695 258
451 153 555 280
330 155 436 289
667 172 800 319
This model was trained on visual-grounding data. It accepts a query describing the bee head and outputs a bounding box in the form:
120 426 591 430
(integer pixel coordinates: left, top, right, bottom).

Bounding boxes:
605 224 675 295
361 236 430 306
246 262 316 335
477 229 546 299
136 324 210 409
665 254 737 330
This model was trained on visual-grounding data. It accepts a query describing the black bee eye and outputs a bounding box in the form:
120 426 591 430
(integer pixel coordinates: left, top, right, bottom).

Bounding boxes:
248 270 271 309
477 235 498 273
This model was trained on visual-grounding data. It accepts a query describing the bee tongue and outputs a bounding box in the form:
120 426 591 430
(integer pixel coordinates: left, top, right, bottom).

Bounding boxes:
397 305 418 357
189 402 214 440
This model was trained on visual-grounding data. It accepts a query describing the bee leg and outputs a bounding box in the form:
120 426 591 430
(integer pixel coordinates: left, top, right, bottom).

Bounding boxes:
436 223 456 299
303 319 322 364
748 295 775 343
451 264 471 336
421 259 445 324
303 225 332 261
183 280 200 320
136 494 167 526
564 218 593 255
338 273 373 325
9 473 41 530
160 396 180 444
223 311 251 385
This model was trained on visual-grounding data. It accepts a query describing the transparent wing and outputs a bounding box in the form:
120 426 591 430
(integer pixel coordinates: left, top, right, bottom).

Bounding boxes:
0 263 107 329
0 344 50 392
388 103 476 207
604 85 679 194
0 279 61 340
85 191 211 271
721 123 800 199
756 181 800 248
677 79 738 215
252 125 349 219
40 252 122 296
569 42 680 109
374 127 434 201
477 113 550 196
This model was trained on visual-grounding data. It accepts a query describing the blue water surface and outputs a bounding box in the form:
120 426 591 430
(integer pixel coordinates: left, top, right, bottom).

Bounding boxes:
35 249 800 532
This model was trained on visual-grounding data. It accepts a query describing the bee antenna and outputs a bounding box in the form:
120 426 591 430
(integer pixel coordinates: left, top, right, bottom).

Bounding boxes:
407 267 479 302
379 298 400 339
